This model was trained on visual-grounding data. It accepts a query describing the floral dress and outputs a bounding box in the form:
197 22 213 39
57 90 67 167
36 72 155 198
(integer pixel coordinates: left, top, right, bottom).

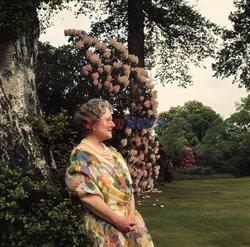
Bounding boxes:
65 146 154 247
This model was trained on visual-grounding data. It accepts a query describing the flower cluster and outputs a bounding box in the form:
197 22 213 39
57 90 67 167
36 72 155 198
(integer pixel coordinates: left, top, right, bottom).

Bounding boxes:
64 30 161 192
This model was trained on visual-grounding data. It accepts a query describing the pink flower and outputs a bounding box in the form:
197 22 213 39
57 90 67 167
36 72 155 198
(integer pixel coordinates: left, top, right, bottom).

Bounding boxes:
104 65 112 74
113 61 122 69
135 179 140 187
103 51 111 59
89 54 102 65
92 72 100 79
75 40 84 49
85 64 92 71
121 138 128 147
118 75 130 86
147 110 153 116
97 67 104 73
81 67 89 76
128 54 139 64
109 39 127 53
135 187 141 193
144 100 150 108
106 75 112 82
113 85 121 93
125 128 132 136
86 50 93 58
139 96 144 101
123 64 131 75
95 41 107 52
151 100 158 107
146 81 154 89
108 82 113 92
64 29 82 36
82 36 93 45
92 79 99 86
156 154 161 160
103 81 109 87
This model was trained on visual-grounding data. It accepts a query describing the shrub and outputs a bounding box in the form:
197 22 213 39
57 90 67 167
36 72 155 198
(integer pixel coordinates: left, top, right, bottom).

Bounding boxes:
0 165 90 246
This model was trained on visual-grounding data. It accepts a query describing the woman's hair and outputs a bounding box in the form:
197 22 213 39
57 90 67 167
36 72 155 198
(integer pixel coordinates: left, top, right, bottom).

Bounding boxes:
73 98 113 138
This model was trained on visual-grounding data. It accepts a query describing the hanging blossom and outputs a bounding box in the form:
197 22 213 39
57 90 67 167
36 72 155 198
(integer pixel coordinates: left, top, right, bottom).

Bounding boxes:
67 33 161 192
103 51 111 59
123 64 131 75
82 35 94 46
64 29 82 36
128 54 139 64
95 41 107 52
121 138 128 147
125 128 132 136
118 75 130 86
104 65 112 75
113 85 121 93
109 39 127 53
145 81 155 89
89 54 102 66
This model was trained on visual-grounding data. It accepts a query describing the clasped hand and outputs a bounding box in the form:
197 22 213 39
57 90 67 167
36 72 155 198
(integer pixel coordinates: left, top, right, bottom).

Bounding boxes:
115 210 137 234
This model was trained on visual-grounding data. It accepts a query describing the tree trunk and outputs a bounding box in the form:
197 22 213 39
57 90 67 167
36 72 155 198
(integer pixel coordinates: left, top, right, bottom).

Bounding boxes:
128 0 145 67
0 30 55 175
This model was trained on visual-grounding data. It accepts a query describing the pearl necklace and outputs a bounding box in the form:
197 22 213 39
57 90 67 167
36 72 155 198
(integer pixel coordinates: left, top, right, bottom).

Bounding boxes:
80 139 113 160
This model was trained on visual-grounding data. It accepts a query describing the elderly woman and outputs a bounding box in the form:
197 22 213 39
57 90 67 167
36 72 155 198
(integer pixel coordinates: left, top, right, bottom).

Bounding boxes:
65 98 154 246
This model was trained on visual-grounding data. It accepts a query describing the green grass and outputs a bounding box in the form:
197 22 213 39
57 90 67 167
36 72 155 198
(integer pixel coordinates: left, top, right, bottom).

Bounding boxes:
136 178 250 247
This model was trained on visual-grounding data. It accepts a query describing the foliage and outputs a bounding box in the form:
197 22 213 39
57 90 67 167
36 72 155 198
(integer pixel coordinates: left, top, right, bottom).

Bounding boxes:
213 0 250 90
157 100 222 169
0 0 93 38
30 109 79 183
78 0 219 87
157 100 222 145
159 116 189 164
0 165 90 246
197 95 250 176
156 145 174 183
173 165 215 176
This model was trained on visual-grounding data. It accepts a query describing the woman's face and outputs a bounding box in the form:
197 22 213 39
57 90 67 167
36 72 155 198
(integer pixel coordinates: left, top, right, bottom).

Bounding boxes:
93 107 115 141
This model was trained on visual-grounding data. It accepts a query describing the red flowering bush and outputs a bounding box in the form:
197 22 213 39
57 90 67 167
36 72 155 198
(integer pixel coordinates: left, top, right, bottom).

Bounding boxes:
179 147 195 167
64 30 161 192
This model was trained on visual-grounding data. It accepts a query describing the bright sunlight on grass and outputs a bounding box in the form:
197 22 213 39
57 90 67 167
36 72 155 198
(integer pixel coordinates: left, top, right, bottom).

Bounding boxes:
136 178 250 247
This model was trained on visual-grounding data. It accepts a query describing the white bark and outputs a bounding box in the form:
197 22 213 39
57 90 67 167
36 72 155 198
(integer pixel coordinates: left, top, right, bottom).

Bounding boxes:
0 31 55 174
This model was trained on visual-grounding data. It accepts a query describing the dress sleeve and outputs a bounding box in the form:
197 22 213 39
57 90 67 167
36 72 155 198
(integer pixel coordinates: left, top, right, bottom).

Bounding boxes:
65 149 104 200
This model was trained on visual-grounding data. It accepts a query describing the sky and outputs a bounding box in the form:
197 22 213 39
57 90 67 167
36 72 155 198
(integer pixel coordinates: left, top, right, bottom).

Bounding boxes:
39 0 248 120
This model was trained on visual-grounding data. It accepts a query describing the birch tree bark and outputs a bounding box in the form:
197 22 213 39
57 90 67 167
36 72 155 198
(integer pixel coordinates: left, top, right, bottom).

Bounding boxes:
0 29 54 174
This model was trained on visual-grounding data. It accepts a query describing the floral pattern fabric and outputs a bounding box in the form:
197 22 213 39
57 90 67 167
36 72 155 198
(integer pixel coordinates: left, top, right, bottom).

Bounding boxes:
65 146 154 247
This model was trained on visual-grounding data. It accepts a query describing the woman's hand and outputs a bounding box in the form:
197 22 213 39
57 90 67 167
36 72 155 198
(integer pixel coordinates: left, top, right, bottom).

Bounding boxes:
114 215 137 234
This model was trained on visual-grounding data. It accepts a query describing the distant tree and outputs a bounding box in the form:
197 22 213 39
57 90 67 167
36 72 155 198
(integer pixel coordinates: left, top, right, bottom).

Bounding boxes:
213 0 250 90
198 95 250 175
157 100 222 145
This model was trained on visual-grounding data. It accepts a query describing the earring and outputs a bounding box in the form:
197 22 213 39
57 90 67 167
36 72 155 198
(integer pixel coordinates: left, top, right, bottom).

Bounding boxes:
93 128 96 131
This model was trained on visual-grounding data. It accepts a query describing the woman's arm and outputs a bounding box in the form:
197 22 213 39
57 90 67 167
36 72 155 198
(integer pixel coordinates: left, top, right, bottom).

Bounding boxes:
80 194 137 233
129 193 136 217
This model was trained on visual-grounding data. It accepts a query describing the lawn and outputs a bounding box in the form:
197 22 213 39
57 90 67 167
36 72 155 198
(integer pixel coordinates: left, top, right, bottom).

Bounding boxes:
136 178 250 247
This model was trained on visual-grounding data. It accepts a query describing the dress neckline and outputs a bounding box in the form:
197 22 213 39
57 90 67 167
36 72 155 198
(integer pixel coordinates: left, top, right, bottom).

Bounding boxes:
74 146 119 169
